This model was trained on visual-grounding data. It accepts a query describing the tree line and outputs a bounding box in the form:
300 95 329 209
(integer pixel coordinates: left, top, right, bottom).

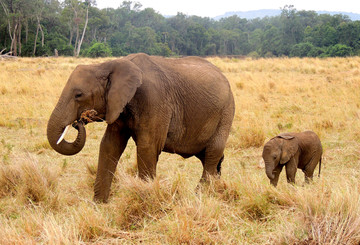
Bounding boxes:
1 0 359 58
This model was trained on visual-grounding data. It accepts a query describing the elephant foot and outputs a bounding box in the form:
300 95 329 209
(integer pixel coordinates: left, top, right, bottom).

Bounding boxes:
93 195 109 203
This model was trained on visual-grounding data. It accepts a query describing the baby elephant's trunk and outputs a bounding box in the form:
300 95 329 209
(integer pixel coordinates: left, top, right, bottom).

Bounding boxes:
265 163 275 180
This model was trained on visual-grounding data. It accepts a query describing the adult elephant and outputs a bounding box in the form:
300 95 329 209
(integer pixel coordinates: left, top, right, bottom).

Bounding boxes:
47 53 235 202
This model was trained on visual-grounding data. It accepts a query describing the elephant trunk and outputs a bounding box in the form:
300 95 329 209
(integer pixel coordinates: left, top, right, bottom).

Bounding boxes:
265 161 275 180
47 108 86 156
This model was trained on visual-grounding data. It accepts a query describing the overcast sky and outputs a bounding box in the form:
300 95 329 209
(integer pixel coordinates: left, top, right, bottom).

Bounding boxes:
95 0 360 17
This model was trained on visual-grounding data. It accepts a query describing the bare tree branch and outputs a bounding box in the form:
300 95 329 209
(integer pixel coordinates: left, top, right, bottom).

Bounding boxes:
76 3 89 57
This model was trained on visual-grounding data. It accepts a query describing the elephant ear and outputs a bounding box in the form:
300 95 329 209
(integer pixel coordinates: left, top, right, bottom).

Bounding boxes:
98 59 142 124
277 135 298 164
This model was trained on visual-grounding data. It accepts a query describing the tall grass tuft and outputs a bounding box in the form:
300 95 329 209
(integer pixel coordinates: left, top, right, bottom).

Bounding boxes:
108 173 188 229
0 154 59 206
228 123 266 149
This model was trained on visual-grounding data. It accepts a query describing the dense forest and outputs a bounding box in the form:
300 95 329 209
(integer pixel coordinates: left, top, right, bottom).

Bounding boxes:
1 0 360 58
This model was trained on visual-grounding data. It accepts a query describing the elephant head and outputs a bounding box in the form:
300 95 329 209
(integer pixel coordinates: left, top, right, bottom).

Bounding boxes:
262 134 299 180
47 59 142 155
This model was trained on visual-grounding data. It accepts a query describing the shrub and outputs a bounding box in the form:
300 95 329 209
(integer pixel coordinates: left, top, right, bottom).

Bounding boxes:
85 42 112 57
307 46 325 57
326 44 353 57
247 51 260 59
264 51 275 58
289 42 314 57
21 42 51 57
111 45 127 57
58 45 74 56
154 42 172 57
46 33 74 56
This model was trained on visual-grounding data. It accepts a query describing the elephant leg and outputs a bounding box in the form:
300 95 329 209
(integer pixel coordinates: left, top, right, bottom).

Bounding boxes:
136 147 159 180
199 114 232 182
270 164 284 187
135 119 170 180
285 158 297 184
196 103 233 182
303 156 319 183
197 151 224 179
199 146 225 182
94 123 130 203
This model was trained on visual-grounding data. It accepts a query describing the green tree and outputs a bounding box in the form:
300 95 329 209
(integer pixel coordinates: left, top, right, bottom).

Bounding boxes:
62 0 92 56
307 24 337 47
219 15 247 31
185 23 208 55
87 6 110 42
219 29 240 55
280 5 304 55
248 28 263 53
337 22 360 50
260 25 283 56
0 0 34 55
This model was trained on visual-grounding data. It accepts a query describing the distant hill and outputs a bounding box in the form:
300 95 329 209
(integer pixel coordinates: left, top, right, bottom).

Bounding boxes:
214 9 360 21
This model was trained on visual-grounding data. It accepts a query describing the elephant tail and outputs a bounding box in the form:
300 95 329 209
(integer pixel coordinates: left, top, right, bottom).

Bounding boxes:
318 156 322 177
217 155 224 176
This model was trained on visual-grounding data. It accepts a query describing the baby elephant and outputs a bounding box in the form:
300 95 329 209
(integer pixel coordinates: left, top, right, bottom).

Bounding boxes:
262 131 322 186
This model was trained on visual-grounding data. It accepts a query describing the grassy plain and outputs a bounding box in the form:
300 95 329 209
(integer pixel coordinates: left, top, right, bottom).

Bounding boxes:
0 56 360 244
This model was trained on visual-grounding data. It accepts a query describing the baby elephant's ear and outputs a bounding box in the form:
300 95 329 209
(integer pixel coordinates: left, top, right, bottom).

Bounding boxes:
278 135 298 164
277 134 294 140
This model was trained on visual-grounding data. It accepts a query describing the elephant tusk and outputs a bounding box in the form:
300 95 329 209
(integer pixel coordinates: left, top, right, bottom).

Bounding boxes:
57 125 70 144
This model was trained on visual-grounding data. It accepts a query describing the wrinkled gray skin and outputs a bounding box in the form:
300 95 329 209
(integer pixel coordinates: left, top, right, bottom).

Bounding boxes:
47 53 235 203
262 131 322 186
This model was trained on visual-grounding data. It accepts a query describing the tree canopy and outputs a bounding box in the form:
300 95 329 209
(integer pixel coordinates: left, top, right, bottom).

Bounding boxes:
1 1 359 57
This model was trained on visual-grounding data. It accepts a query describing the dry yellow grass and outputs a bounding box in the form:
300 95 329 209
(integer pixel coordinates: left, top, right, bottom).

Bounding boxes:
0 56 360 244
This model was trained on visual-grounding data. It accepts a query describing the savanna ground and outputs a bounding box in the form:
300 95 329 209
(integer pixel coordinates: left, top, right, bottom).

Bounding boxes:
0 56 360 244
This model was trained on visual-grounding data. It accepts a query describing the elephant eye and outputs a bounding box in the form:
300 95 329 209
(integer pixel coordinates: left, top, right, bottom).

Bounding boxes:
75 92 83 99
